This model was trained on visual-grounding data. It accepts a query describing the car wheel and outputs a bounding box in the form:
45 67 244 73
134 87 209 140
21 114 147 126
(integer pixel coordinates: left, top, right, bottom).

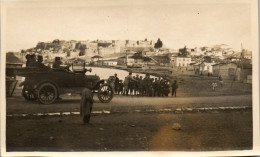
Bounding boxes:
97 83 113 103
22 85 37 101
37 83 57 104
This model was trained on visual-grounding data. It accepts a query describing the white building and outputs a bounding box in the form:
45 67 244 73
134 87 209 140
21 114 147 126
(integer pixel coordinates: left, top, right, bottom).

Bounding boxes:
174 56 192 67
199 62 216 74
103 59 118 66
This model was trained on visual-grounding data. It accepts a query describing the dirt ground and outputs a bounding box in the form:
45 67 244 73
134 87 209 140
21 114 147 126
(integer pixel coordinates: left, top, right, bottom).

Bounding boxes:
6 111 252 151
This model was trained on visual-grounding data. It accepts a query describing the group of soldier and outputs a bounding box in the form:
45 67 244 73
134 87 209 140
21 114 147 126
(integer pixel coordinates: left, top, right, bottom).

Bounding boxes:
26 54 67 69
108 73 178 97
25 54 46 68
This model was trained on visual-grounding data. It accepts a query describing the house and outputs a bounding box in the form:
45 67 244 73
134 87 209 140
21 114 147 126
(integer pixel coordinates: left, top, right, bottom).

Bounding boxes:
173 56 192 67
187 63 196 71
212 63 238 80
91 55 103 62
199 62 216 74
117 56 135 66
103 59 118 66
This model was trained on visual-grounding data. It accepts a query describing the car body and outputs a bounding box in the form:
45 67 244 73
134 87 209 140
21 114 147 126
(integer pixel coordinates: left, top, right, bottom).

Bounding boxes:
15 63 113 104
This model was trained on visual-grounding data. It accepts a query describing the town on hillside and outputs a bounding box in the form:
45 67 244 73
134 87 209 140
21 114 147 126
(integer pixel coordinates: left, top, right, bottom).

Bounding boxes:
7 38 252 84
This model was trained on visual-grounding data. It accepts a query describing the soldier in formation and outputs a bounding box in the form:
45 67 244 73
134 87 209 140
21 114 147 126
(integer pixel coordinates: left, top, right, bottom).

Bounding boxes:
117 73 172 97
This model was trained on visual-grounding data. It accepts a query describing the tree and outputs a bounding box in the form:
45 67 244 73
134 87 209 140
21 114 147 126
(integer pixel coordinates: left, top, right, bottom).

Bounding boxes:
179 46 189 57
203 56 212 62
154 38 163 49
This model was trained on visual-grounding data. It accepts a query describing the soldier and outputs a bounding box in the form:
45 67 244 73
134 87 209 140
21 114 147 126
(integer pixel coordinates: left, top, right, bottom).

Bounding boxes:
25 54 31 67
107 76 115 91
151 78 155 96
123 72 136 95
129 76 135 95
159 78 165 97
114 73 120 94
53 57 70 70
171 80 178 97
138 76 143 96
53 57 62 68
134 75 139 95
153 78 158 96
28 54 37 67
118 80 124 95
80 88 94 124
144 74 152 97
36 55 47 69
164 80 170 97
156 77 161 96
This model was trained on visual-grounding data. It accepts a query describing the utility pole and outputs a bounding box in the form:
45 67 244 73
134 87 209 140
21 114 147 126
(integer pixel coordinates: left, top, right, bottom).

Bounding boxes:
231 43 244 87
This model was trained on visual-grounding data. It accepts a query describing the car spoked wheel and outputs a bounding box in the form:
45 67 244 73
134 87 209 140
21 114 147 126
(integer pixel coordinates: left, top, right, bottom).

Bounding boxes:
22 85 37 101
98 83 114 103
37 83 57 104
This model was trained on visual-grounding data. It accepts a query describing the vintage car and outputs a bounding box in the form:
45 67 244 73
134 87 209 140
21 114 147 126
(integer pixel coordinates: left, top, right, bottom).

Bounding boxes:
14 63 114 104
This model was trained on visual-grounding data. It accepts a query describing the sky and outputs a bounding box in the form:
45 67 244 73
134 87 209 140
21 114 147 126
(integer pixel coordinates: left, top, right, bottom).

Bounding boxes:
3 0 253 52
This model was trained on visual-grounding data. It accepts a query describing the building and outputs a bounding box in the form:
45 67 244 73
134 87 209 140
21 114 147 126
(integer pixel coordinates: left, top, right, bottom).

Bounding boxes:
199 62 216 74
173 56 192 67
103 59 118 66
212 63 238 80
91 55 103 62
117 56 135 66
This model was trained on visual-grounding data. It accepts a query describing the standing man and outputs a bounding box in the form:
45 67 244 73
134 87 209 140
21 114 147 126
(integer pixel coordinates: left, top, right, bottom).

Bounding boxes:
123 72 136 95
212 81 217 91
171 80 178 97
138 76 143 96
144 74 152 96
134 75 140 95
80 88 94 124
114 73 120 94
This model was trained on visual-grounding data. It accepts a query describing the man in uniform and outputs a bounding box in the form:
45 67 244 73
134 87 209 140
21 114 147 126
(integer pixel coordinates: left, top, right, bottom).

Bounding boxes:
144 74 152 96
138 76 143 96
114 73 120 94
153 78 158 97
164 80 170 97
80 88 94 124
28 54 37 67
123 72 136 95
25 54 31 67
171 80 178 97
118 80 124 95
53 57 70 70
134 75 139 95
53 57 62 68
36 55 47 69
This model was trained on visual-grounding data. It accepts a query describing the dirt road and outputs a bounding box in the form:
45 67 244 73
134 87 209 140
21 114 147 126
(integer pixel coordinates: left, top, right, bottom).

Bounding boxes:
6 94 252 114
5 92 253 151
6 111 252 151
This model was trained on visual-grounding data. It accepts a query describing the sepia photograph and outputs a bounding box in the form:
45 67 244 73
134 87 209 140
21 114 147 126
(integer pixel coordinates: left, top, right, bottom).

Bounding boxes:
1 0 259 156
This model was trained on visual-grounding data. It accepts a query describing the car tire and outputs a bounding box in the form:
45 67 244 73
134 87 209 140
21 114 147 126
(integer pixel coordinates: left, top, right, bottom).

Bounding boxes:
37 83 57 104
97 83 114 103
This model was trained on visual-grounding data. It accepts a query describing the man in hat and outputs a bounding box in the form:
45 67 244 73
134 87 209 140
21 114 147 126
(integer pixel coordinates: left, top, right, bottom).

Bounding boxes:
80 88 94 124
114 73 120 94
28 54 37 67
171 80 178 97
36 55 46 68
53 57 70 70
53 57 62 68
25 54 31 67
